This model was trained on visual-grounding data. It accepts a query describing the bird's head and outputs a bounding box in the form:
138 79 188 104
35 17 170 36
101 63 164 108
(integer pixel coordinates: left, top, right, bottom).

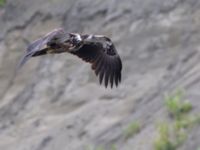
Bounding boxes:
68 33 83 51
82 34 113 51
47 33 84 51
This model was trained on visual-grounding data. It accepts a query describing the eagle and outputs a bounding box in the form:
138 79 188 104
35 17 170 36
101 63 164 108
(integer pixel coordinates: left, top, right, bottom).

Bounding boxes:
19 28 122 88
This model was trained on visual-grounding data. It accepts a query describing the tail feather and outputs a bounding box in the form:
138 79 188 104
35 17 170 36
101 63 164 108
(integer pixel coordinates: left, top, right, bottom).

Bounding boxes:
17 48 49 70
17 52 34 70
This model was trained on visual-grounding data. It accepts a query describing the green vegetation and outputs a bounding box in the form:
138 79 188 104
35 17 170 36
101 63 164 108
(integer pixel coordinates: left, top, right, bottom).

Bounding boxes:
85 121 141 150
85 145 117 150
85 121 141 149
0 0 6 7
111 145 117 150
86 90 199 150
154 123 176 150
154 90 200 150
164 90 192 119
123 121 141 139
154 121 187 150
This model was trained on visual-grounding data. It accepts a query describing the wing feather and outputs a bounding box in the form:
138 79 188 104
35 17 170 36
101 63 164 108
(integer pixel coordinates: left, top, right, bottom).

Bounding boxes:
104 58 112 87
110 64 115 88
94 55 104 75
71 38 122 88
99 57 106 85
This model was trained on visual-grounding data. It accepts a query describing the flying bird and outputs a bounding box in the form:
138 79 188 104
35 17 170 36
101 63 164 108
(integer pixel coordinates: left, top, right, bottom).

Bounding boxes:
19 28 122 88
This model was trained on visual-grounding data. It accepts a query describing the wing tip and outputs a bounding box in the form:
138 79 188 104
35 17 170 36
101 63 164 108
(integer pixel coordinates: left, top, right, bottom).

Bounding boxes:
95 56 122 88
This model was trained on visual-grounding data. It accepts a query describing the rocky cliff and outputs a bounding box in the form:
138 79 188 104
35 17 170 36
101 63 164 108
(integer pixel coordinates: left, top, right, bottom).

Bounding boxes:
0 0 200 150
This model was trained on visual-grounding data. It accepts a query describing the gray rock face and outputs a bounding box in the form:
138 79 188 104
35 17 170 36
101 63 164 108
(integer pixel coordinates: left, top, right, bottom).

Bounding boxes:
0 0 200 150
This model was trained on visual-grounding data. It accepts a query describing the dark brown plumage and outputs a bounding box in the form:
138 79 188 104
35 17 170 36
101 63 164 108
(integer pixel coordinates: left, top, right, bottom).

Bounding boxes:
18 28 122 88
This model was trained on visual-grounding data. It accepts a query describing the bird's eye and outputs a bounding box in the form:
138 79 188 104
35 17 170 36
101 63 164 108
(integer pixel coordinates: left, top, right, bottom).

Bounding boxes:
72 38 79 44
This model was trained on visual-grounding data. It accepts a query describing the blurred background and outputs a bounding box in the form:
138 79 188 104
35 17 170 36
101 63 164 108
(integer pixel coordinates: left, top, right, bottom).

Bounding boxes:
0 0 200 149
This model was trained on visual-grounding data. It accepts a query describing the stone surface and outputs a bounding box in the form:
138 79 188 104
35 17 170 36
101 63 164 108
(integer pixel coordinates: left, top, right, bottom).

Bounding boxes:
0 0 200 150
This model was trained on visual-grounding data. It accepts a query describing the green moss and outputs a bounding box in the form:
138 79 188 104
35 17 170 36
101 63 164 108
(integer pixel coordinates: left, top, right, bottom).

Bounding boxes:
124 121 141 139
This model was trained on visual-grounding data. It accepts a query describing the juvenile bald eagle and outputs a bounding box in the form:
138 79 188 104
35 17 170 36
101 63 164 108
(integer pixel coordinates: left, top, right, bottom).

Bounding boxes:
19 28 122 88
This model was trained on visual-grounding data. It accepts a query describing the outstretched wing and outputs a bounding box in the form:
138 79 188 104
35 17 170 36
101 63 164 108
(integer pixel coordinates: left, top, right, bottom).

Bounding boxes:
18 28 65 68
71 37 122 88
